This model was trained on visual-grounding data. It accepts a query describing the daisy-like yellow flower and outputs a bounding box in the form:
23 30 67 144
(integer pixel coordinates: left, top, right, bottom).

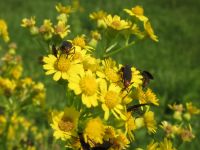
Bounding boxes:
145 88 159 106
180 125 195 142
39 19 54 39
169 103 184 121
103 126 116 141
0 77 16 95
143 110 157 134
130 66 143 88
147 140 159 150
55 3 73 14
158 138 176 150
125 112 137 141
96 58 120 83
43 54 83 81
144 21 158 42
111 132 130 150
0 19 9 42
89 10 107 28
124 6 148 22
160 121 180 138
72 35 94 52
104 15 131 30
51 107 80 141
11 64 23 79
21 17 36 28
99 79 126 120
54 21 70 39
68 70 99 107
186 102 200 115
82 56 100 73
83 117 105 146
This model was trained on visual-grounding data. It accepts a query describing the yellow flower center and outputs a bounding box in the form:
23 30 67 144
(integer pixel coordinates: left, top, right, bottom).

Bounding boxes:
104 91 119 109
58 118 74 132
80 76 97 96
56 55 71 72
73 36 86 48
112 20 121 27
132 6 144 16
105 68 119 82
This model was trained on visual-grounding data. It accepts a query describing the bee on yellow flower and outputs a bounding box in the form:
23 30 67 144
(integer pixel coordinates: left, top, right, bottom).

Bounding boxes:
124 6 148 22
104 15 131 30
43 54 83 81
50 107 80 141
99 79 126 120
68 70 99 107
0 19 10 42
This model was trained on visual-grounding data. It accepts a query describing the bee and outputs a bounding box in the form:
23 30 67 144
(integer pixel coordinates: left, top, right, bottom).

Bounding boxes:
119 64 132 91
141 71 154 88
52 41 75 58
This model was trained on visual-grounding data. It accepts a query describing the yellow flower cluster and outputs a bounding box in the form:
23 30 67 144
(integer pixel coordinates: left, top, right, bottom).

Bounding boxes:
21 3 72 40
0 19 10 42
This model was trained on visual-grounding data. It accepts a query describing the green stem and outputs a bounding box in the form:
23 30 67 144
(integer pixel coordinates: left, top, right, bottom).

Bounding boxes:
103 40 136 58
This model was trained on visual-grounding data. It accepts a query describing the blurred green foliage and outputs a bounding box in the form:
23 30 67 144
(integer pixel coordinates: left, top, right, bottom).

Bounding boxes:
0 0 199 149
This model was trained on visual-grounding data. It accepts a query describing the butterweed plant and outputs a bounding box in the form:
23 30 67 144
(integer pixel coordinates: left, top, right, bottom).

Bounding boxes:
0 1 199 150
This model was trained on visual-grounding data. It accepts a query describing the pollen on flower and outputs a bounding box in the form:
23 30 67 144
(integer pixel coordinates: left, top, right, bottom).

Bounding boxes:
104 91 119 109
56 55 71 72
79 76 97 96
58 118 74 132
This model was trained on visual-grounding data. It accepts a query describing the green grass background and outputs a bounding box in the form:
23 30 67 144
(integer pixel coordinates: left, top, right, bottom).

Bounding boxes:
0 0 199 149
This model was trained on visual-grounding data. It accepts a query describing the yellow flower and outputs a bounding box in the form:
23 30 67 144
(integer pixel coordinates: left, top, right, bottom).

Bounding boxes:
143 110 157 133
83 117 105 146
130 66 143 88
55 3 73 14
96 58 120 83
104 15 131 30
57 13 68 22
125 112 136 141
68 70 99 107
73 36 94 51
89 10 107 28
145 88 159 106
111 132 130 150
186 102 200 115
104 126 116 141
0 77 16 95
160 121 180 138
180 125 195 142
124 6 148 22
50 107 80 141
147 140 159 150
11 64 23 79
43 54 83 81
54 21 70 39
158 138 176 150
144 21 158 42
82 55 100 72
99 79 126 120
0 19 10 42
39 19 54 39
132 87 146 104
21 17 36 28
